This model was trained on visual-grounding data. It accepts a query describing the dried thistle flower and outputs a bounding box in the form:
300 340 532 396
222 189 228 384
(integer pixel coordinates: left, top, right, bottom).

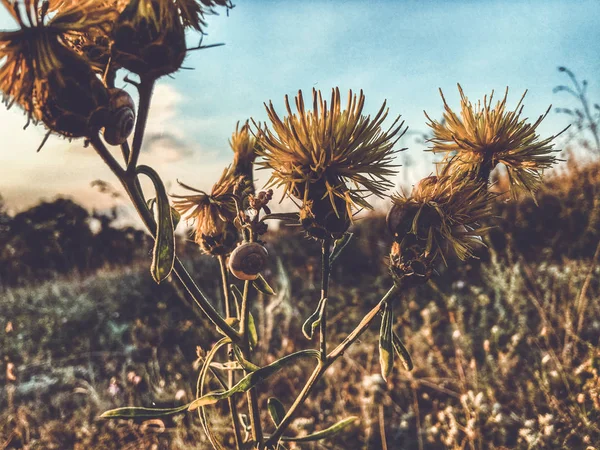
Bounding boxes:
387 175 494 285
0 0 117 136
426 84 566 197
177 0 233 32
112 0 186 78
111 0 232 79
230 120 258 186
172 168 239 255
258 87 406 239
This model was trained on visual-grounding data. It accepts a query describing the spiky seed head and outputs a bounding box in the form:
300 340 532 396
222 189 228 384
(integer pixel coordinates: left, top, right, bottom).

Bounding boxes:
426 84 566 197
388 174 494 285
257 87 407 239
172 168 239 256
0 0 117 137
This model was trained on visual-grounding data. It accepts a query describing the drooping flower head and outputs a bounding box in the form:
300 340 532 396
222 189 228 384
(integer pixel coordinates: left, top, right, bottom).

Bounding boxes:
0 0 117 136
172 168 239 255
387 174 494 286
257 87 407 239
112 0 232 79
426 84 566 197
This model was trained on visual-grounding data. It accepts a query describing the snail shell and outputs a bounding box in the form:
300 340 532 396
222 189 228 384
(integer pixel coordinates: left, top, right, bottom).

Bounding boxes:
103 88 135 145
228 242 268 281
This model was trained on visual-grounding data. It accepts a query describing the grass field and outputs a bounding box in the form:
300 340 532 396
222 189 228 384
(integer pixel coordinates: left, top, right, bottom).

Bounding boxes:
1 160 599 449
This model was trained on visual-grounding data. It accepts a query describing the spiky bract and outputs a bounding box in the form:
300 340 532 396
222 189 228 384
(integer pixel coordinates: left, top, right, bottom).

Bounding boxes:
172 168 239 255
387 174 494 285
0 0 116 134
257 88 406 238
230 120 257 181
426 84 565 197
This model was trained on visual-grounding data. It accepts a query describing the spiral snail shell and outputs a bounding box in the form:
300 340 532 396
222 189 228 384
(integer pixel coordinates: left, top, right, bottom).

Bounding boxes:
228 242 268 281
103 89 135 146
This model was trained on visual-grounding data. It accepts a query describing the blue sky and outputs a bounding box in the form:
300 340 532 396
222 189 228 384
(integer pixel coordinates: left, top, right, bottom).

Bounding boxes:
0 0 599 211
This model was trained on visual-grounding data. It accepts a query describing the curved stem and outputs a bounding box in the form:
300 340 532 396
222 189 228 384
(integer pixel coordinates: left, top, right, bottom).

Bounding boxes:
127 77 155 171
239 279 264 444
89 139 240 344
265 284 400 447
218 255 244 450
89 135 125 178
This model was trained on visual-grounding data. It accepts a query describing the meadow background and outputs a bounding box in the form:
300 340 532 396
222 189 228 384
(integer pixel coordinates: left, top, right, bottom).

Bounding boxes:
1 1 600 449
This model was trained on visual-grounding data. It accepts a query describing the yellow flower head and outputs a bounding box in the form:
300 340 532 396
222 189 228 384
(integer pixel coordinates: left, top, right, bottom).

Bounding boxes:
0 0 117 135
230 120 257 181
387 174 494 285
426 84 565 197
257 87 406 237
172 168 239 255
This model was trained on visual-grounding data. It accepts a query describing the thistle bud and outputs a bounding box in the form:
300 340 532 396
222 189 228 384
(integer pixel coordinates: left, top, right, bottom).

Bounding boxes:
112 0 187 79
297 178 351 240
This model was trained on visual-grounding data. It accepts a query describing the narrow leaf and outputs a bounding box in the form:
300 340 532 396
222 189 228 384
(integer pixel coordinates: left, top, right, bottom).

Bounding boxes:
171 207 181 230
217 317 239 337
248 312 259 349
392 331 413 371
232 345 260 372
329 232 354 265
379 302 394 381
189 350 320 411
267 397 286 426
230 284 242 317
280 416 359 442
302 297 327 340
253 273 276 295
101 403 190 419
146 197 156 212
260 212 300 224
140 167 175 284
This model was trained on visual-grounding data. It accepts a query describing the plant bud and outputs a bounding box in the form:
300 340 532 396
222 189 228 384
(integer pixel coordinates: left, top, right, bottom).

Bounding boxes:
198 220 239 256
112 0 187 79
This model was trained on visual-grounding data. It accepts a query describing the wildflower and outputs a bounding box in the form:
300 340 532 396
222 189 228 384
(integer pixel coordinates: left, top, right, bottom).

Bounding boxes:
426 84 565 197
258 87 406 239
112 0 232 79
172 168 239 255
230 120 258 198
177 0 233 32
0 0 117 137
387 174 493 285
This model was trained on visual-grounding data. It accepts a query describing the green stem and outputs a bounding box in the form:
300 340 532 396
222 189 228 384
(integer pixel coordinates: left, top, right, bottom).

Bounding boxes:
264 284 399 447
127 77 155 171
239 279 264 444
319 238 332 359
239 280 251 347
218 255 244 450
89 138 240 344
